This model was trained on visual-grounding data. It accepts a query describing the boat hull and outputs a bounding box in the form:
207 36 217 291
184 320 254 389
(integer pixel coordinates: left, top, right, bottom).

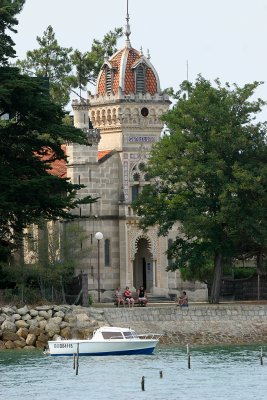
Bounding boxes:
48 339 158 356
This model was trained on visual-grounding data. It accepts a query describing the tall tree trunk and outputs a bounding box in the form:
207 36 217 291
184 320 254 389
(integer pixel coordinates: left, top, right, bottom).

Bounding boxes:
210 252 223 303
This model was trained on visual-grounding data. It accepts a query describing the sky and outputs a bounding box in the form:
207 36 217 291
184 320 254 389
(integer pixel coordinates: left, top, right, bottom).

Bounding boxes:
12 0 267 119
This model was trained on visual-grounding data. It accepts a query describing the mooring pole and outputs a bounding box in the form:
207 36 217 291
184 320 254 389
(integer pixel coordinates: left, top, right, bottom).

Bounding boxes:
187 343 191 369
141 376 145 391
76 343 80 375
260 347 263 366
73 353 76 370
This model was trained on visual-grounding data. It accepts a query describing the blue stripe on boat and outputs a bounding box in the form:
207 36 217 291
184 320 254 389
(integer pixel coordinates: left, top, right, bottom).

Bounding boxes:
50 347 155 356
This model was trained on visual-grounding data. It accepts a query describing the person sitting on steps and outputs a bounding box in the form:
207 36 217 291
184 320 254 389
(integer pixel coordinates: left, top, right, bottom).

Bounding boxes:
176 291 188 307
124 286 135 307
137 286 148 307
115 287 124 307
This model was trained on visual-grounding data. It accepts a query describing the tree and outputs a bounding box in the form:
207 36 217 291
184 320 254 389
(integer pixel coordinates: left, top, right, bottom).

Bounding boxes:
71 27 123 89
16 25 73 106
0 66 96 258
16 26 123 106
133 76 267 303
0 0 25 65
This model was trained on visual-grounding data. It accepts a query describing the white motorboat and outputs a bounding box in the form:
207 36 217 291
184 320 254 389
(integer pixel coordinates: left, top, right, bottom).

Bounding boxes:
47 326 161 356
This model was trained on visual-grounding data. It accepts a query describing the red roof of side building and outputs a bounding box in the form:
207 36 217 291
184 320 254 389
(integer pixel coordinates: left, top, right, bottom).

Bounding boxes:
48 147 113 178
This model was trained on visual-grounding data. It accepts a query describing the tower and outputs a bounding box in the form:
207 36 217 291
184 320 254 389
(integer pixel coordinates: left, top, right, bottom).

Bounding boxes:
69 3 207 300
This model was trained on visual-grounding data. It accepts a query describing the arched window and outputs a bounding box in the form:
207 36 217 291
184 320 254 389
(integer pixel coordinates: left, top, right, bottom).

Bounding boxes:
136 65 146 93
104 239 111 266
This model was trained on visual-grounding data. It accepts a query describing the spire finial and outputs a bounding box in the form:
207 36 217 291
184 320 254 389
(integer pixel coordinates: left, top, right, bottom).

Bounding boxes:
124 0 131 47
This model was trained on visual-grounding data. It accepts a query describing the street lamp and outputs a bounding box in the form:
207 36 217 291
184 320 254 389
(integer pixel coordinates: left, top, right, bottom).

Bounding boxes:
95 232 103 302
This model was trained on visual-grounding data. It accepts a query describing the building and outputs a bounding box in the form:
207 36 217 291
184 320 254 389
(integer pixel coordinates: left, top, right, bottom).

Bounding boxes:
65 9 207 302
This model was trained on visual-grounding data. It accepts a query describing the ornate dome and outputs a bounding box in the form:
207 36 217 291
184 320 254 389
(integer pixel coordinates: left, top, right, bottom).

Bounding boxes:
96 46 161 97
96 3 161 97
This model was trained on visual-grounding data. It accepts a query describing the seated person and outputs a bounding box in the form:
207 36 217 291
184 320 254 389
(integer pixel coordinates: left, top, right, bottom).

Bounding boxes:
124 286 135 307
115 287 124 307
137 286 148 306
176 291 188 307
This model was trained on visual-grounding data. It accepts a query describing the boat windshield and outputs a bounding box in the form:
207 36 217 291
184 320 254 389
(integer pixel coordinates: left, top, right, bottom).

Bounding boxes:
123 331 138 339
102 331 124 339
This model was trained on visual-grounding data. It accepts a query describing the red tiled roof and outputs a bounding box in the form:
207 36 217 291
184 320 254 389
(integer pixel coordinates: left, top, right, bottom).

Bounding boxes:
98 150 112 161
97 46 159 96
40 145 67 178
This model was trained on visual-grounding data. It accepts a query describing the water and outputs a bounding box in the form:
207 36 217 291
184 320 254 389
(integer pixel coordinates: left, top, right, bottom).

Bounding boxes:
1 345 267 400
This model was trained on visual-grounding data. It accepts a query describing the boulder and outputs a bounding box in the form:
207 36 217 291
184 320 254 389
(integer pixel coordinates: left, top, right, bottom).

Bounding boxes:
59 322 70 329
45 322 60 338
29 326 42 336
2 331 20 341
17 327 29 339
52 334 62 341
37 333 49 343
60 326 72 339
2 307 15 315
22 313 32 321
64 315 77 325
5 340 15 349
26 333 36 346
28 319 39 327
35 340 46 349
13 313 22 321
49 317 62 325
17 306 28 316
0 315 5 324
13 339 26 348
76 313 90 323
54 311 65 318
36 306 52 311
24 345 36 350
15 320 29 329
0 340 5 349
29 309 38 317
1 320 16 332
39 320 47 330
36 316 44 322
38 311 49 319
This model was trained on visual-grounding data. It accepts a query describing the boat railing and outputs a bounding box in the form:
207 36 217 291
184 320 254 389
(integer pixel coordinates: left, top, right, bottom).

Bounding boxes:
137 333 162 340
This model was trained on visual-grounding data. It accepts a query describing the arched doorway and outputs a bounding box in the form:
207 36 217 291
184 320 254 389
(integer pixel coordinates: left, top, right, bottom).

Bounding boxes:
133 237 153 292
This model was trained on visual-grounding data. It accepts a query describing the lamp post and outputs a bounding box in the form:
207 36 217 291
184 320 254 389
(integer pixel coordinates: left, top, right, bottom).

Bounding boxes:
95 232 103 302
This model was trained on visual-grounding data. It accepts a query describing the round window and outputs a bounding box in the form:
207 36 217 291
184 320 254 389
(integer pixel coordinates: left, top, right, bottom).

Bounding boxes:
141 107 149 117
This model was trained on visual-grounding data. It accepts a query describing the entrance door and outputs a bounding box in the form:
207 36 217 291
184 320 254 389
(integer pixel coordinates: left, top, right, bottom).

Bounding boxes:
133 238 153 291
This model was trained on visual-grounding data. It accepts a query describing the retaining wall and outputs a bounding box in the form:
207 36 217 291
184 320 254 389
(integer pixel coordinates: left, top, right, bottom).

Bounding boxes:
1 303 267 349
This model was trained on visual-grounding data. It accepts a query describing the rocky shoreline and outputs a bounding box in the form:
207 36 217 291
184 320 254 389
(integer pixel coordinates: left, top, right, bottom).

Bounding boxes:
1 303 267 349
0 305 105 350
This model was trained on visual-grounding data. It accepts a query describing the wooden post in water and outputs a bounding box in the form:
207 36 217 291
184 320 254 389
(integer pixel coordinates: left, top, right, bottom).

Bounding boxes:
260 347 263 365
75 343 80 375
187 344 191 369
141 376 145 391
159 370 163 378
73 353 76 370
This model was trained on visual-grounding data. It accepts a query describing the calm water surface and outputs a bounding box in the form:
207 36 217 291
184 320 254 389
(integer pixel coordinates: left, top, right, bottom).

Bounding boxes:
0 345 267 400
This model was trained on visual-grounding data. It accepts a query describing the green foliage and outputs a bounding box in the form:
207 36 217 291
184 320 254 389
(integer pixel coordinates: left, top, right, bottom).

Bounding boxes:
0 66 96 253
134 76 267 302
16 25 73 106
16 26 123 106
0 0 25 65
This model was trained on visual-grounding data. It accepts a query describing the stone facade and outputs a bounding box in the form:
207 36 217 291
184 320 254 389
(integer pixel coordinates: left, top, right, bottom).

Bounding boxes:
64 36 208 302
